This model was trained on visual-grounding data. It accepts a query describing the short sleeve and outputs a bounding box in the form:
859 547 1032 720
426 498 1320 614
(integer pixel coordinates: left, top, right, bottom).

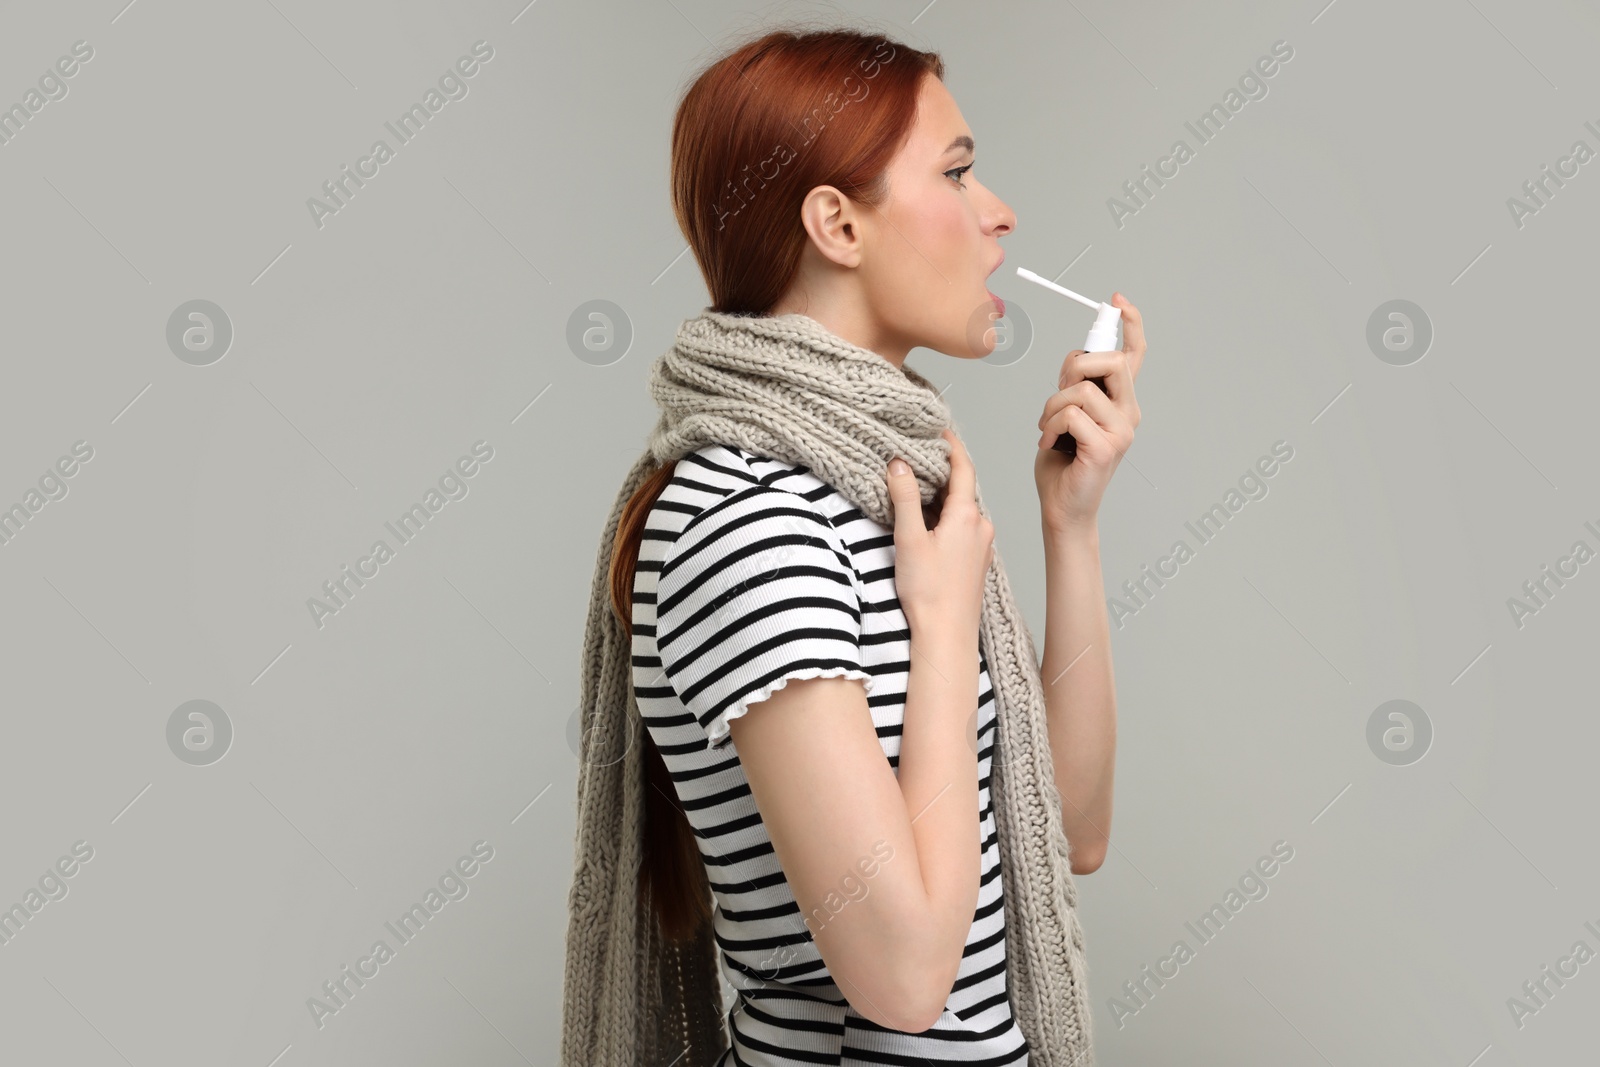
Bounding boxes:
654 484 873 749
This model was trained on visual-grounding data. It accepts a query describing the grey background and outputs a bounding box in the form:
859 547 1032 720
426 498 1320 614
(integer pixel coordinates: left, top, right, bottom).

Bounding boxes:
1 0 1596 1063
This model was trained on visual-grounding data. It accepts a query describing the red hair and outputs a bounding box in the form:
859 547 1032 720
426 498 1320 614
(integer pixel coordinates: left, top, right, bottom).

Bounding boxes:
671 25 946 314
614 25 945 940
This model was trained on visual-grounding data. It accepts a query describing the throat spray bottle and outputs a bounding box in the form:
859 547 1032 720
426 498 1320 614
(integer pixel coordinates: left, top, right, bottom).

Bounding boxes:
1015 267 1121 460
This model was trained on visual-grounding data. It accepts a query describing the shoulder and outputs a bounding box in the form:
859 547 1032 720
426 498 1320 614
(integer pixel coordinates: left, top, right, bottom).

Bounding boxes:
644 444 845 552
643 449 873 745
639 447 862 611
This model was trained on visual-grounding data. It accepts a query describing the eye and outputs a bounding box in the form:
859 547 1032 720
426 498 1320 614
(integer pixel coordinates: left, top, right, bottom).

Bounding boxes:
944 162 974 189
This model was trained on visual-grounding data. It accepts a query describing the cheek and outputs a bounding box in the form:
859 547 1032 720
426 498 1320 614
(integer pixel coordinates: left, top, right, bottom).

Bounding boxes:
908 193 972 258
874 186 985 339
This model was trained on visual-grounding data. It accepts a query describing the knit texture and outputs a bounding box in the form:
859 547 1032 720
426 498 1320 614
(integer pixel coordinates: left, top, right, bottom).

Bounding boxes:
561 307 1096 1066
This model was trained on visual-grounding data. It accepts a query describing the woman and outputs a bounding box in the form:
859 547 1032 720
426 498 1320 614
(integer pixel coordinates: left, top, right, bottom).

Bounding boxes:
562 25 1145 1067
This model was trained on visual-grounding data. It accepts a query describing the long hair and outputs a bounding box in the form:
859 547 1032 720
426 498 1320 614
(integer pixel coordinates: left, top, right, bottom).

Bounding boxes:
612 24 945 941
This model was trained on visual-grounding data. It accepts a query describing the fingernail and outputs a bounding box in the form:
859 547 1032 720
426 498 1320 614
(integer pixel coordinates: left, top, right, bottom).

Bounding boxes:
889 458 909 475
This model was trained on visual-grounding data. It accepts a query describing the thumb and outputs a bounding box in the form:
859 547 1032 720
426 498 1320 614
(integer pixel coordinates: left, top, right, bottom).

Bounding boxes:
885 456 926 536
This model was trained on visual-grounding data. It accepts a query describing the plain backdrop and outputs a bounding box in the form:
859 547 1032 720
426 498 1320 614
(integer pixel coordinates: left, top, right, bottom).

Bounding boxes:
1 0 1597 1064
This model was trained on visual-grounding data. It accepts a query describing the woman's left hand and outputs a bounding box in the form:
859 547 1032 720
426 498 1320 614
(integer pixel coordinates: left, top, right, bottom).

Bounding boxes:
1034 292 1146 532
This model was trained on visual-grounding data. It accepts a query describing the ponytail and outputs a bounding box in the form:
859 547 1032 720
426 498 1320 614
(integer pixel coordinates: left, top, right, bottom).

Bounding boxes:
608 459 714 941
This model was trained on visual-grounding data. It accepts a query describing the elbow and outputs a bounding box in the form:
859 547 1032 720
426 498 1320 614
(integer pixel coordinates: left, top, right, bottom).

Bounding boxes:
1070 841 1107 875
901 1005 949 1035
850 987 946 1035
886 987 951 1035
830 906 967 1033
844 950 957 1034
1065 815 1110 875
899 952 963 1032
864 972 947 1030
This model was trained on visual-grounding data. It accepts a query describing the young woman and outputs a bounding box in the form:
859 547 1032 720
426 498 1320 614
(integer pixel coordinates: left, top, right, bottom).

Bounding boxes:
566 25 1145 1067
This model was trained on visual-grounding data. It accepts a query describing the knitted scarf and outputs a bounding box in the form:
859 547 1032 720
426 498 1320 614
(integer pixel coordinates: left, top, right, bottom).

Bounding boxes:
561 308 1095 1066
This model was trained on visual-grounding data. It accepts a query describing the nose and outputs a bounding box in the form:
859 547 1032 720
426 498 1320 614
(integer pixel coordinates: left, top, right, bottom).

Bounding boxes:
984 189 1016 237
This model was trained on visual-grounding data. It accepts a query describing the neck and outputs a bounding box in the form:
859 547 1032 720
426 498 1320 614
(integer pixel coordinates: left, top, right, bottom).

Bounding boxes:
765 293 911 369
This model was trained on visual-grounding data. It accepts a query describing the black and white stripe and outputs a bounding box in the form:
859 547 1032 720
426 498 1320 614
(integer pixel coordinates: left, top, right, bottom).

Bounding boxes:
631 443 1029 1066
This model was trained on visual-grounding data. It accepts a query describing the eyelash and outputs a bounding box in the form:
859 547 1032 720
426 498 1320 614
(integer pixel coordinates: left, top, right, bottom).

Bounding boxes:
945 162 974 189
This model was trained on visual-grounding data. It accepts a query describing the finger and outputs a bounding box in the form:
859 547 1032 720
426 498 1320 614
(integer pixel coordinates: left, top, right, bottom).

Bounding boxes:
1039 379 1122 433
1041 397 1128 452
1041 402 1113 454
1059 350 1134 407
1055 349 1088 389
885 455 928 537
1111 292 1146 370
1044 393 1130 441
942 428 978 511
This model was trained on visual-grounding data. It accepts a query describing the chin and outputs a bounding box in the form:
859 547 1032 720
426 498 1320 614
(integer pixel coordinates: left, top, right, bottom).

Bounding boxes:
947 308 1004 359
963 333 999 359
927 337 994 361
911 305 1001 360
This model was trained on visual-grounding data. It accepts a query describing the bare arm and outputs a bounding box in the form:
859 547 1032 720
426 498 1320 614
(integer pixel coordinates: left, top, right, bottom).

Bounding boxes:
1038 519 1115 874
729 629 979 1032
728 429 993 1033
1033 291 1146 873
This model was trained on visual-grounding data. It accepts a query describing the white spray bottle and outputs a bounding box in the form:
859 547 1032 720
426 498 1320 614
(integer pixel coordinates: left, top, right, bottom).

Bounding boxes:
1015 266 1121 458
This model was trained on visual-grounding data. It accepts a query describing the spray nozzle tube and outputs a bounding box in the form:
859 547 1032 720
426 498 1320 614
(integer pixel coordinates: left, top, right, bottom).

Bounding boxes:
1015 267 1122 352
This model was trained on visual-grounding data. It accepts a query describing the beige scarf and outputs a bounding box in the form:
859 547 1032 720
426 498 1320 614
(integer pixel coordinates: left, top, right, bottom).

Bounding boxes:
561 308 1095 1065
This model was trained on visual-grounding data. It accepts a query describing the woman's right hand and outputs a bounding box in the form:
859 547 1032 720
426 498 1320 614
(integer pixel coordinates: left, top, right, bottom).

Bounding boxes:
886 427 994 638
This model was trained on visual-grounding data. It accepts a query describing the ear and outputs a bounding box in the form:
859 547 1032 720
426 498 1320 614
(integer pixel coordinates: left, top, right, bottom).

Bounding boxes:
797 185 863 269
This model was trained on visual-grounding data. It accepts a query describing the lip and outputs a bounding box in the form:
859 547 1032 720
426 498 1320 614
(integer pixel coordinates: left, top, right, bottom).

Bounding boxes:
987 250 1005 277
988 290 1005 316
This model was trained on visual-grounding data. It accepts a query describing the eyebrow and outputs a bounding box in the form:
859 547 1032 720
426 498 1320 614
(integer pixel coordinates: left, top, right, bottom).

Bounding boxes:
945 134 974 156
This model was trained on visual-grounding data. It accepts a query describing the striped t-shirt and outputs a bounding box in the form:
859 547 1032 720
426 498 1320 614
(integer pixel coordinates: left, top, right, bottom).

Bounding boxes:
630 443 1029 1066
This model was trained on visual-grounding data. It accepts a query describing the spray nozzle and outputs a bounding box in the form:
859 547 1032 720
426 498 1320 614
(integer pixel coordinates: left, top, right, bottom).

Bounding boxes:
1015 267 1122 351
1086 301 1122 352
